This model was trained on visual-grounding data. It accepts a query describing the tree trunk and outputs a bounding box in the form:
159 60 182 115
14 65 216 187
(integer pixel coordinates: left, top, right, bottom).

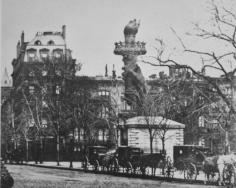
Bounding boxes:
57 133 60 166
150 135 153 154
161 137 165 156
161 137 166 175
40 136 43 163
26 139 29 162
225 131 230 154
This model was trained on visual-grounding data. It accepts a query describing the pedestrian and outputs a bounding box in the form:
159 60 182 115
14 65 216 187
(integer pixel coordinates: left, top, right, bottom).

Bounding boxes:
33 140 41 164
69 139 74 168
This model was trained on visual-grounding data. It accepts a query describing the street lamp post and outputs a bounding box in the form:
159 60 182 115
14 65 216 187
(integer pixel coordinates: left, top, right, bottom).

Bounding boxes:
56 100 60 166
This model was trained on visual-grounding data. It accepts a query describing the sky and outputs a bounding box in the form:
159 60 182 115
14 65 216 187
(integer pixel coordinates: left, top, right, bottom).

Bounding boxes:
1 0 236 80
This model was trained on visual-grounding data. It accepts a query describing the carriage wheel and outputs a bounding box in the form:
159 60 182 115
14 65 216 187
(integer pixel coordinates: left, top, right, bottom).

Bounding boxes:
82 156 89 170
93 160 100 171
126 162 133 174
164 157 174 178
184 162 197 180
223 163 235 186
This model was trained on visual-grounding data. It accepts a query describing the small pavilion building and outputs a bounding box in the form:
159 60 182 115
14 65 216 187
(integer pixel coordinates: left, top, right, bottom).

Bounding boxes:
119 116 185 159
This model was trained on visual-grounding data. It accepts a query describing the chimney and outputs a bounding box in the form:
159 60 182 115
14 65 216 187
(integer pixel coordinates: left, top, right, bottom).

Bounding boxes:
62 25 66 39
16 40 20 58
21 31 24 46
105 64 108 77
112 64 116 79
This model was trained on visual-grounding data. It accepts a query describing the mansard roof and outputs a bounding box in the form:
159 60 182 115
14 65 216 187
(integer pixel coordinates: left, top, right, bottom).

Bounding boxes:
28 32 65 46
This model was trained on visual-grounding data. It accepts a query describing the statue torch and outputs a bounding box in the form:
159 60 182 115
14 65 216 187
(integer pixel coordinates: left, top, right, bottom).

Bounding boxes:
114 19 147 107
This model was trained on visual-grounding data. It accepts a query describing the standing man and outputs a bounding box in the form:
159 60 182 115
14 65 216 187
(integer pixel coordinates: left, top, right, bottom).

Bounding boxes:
69 139 74 168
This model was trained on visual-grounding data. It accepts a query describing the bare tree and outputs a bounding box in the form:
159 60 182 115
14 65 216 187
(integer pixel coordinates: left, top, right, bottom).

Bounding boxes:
142 0 236 152
16 107 32 161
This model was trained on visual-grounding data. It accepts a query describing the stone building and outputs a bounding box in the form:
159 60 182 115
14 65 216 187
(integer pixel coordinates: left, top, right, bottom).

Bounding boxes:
2 26 126 161
4 26 76 161
152 65 236 154
119 116 185 159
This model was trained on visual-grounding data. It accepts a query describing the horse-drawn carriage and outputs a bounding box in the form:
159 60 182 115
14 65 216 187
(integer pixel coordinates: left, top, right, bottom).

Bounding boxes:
82 146 115 171
82 144 235 185
3 148 24 164
172 145 236 186
114 146 143 173
173 145 210 180
82 145 166 175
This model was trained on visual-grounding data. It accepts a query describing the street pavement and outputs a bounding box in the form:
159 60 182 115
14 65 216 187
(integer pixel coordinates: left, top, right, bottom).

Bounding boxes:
26 161 207 180
6 164 223 188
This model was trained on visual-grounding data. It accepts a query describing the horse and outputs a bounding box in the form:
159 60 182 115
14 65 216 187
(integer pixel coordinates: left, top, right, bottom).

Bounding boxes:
198 151 236 185
139 152 166 176
217 153 236 185
100 149 117 171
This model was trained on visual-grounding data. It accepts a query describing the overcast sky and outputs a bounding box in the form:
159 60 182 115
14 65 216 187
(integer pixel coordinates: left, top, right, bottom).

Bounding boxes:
2 0 235 79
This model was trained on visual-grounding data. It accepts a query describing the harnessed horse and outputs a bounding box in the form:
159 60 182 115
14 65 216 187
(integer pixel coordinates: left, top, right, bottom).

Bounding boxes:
198 151 236 185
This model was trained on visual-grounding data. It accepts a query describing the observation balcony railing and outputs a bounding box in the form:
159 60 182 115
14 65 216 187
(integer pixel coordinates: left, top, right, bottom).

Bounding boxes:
114 42 146 56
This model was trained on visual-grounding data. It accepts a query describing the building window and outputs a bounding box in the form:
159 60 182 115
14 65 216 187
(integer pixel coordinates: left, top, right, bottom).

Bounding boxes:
40 48 49 60
74 128 79 141
199 137 205 146
29 85 35 94
42 70 47 76
42 100 48 108
104 129 109 141
34 40 41 45
47 40 55 45
53 49 63 58
98 129 109 142
98 129 103 141
98 90 110 97
42 119 47 128
55 85 61 94
27 48 37 62
79 128 84 141
198 116 204 127
101 106 109 118
121 98 131 111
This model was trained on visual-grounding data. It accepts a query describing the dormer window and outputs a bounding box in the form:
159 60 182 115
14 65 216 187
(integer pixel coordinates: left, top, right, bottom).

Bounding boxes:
48 40 55 45
27 48 37 62
39 48 49 60
53 49 63 58
34 40 41 45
